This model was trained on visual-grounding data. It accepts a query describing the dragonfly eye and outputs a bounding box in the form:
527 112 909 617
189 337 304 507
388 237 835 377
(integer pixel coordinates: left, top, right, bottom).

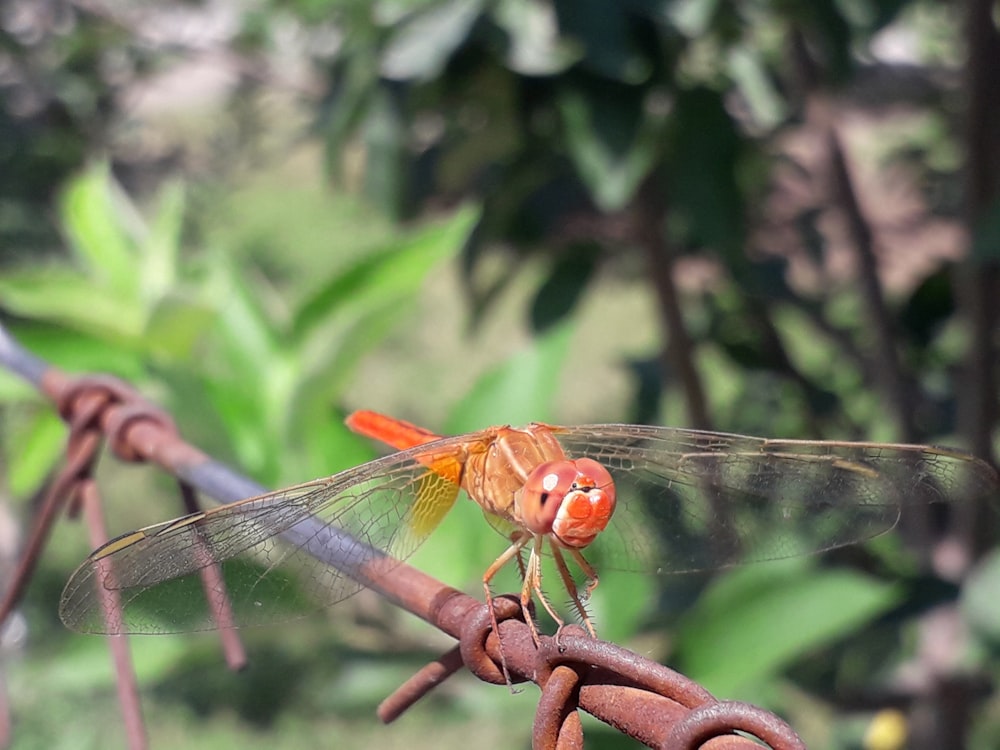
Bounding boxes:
551 458 616 549
520 458 617 544
521 461 579 534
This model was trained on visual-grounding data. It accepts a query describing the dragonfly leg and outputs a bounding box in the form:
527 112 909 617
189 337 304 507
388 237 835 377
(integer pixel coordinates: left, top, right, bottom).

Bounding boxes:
512 538 528 582
522 535 566 647
550 544 596 639
567 547 600 600
483 532 533 684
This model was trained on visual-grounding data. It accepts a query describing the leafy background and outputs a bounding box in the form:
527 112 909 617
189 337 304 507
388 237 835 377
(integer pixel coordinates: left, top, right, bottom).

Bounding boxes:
0 0 999 748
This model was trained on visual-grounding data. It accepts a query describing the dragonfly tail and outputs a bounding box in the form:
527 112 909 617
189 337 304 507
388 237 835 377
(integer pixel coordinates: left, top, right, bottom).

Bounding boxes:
345 410 442 450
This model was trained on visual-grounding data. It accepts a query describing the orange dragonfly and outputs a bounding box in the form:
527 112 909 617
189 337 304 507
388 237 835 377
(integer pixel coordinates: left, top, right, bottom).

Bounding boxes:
59 411 998 642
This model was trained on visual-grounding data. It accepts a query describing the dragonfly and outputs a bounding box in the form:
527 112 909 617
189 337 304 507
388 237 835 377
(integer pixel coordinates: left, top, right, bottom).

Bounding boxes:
59 411 998 643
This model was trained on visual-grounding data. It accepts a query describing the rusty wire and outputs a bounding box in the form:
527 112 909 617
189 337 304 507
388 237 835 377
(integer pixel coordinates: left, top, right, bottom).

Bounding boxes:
0 324 806 749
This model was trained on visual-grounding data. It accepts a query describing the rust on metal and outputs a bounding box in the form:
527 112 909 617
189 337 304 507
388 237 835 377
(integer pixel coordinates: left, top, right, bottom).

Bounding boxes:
79 479 147 749
0 325 807 749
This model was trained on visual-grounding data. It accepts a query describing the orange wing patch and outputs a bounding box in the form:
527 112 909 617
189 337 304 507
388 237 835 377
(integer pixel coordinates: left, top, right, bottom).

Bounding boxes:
348 410 466 537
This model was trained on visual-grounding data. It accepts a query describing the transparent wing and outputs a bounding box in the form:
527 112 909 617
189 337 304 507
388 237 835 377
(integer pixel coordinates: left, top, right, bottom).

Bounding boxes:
59 436 476 635
552 424 999 574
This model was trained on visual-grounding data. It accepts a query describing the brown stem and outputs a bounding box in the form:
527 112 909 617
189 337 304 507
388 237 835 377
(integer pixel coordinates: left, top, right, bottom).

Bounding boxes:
81 480 148 750
826 127 918 441
960 0 1000 469
636 178 712 430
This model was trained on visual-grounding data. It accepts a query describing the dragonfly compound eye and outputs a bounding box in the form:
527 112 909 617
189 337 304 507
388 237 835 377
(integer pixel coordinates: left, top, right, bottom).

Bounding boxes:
551 458 616 548
520 459 616 547
521 461 582 534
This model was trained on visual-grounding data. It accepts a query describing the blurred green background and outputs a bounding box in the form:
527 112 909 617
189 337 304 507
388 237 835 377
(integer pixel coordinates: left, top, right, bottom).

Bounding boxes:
0 0 999 748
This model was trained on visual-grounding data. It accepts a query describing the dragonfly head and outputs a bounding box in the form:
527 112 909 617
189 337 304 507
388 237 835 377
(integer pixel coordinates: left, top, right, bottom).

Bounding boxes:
520 458 616 548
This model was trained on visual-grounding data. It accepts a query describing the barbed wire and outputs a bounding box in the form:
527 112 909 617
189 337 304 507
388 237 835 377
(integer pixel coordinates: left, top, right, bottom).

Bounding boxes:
0 322 806 749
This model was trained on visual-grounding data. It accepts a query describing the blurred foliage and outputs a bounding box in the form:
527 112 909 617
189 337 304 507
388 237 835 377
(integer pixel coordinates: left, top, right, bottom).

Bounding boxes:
0 0 999 748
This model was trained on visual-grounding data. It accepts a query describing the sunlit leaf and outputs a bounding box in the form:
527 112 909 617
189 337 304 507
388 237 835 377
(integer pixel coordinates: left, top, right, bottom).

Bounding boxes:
298 302 405 403
6 323 146 381
292 205 478 341
206 253 283 376
493 0 580 75
675 557 901 695
144 294 216 361
60 164 140 298
446 320 574 432
668 0 721 37
588 566 654 644
728 46 785 128
143 179 186 299
200 254 286 477
0 268 145 342
962 550 1000 646
287 412 375 486
379 0 484 81
6 408 65 497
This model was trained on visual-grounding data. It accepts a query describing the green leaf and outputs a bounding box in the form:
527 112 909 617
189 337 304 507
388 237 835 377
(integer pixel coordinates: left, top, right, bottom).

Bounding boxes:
6 408 66 497
362 87 409 218
325 53 378 181
675 557 901 695
143 293 217 361
727 46 785 129
552 0 650 83
668 86 746 259
379 0 485 81
530 243 600 332
493 0 580 75
7 322 147 382
446 320 574 432
285 411 375 486
558 84 663 211
801 0 853 81
204 370 281 482
668 0 722 37
59 163 140 298
305 300 406 389
962 550 1000 646
3 324 147 386
0 268 145 342
292 205 478 340
200 255 287 477
0 368 35 403
143 178 185 299
588 566 655 644
206 253 283 376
